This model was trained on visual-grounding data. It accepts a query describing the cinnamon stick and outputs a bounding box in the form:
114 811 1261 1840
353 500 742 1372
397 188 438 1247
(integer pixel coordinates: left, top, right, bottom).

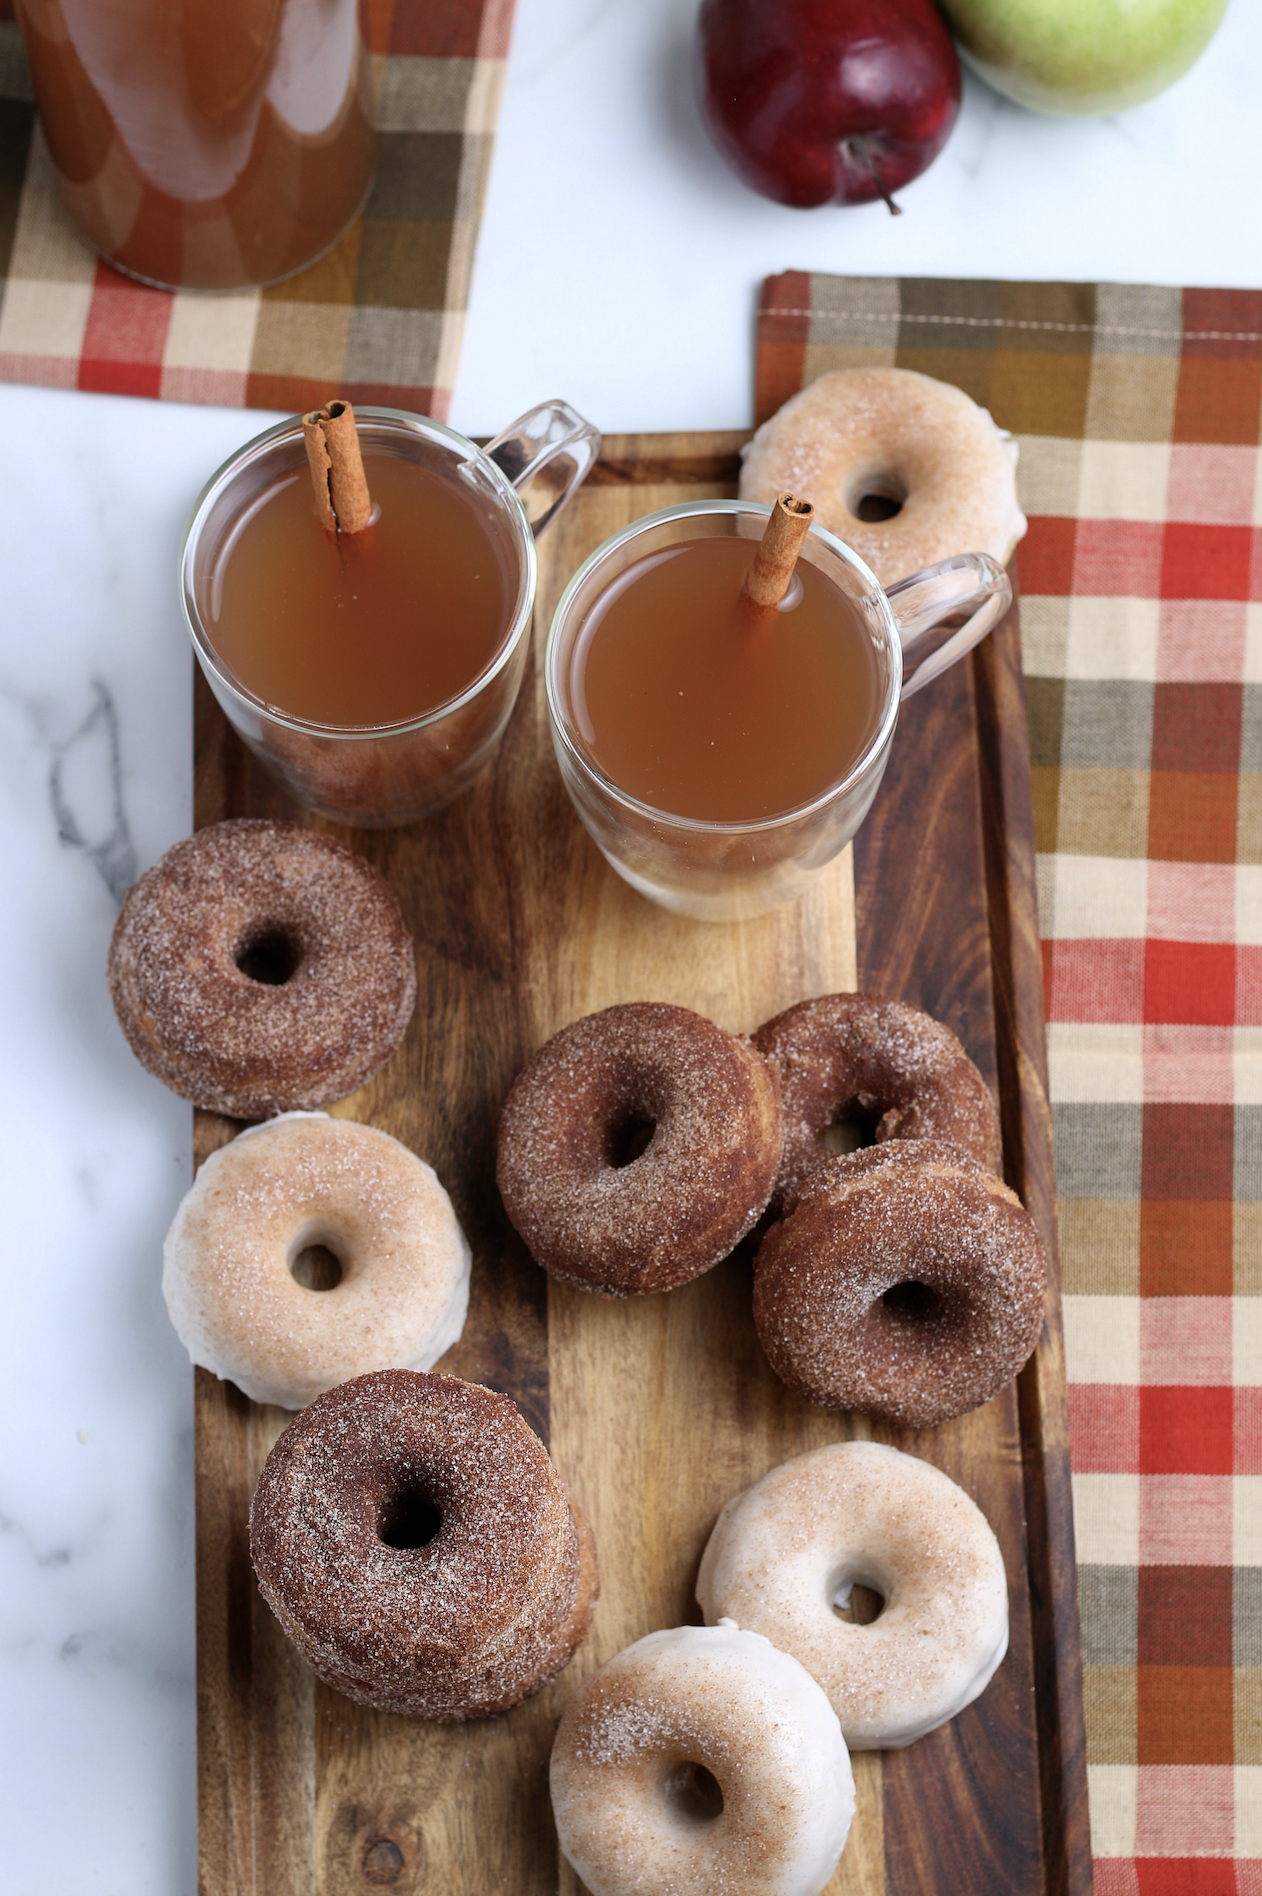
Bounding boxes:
303 399 373 534
744 492 814 609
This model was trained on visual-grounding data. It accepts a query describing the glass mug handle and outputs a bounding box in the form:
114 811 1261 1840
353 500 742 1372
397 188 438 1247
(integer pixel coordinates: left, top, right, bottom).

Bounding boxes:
484 400 602 538
885 552 1012 700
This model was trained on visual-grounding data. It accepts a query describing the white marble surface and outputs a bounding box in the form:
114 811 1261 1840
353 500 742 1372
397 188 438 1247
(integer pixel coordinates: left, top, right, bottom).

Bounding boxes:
452 0 1262 438
3 0 1262 1886
0 390 279 1890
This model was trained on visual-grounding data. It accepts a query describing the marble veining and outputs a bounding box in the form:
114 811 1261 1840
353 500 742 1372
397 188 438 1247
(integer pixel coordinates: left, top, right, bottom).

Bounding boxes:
48 678 137 904
4 673 138 903
0 385 266 1895
0 1501 74 1570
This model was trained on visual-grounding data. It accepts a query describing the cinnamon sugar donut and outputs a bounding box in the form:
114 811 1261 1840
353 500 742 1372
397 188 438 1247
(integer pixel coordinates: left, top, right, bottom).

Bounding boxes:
753 1140 1046 1427
754 992 1002 1200
740 369 1027 587
697 1442 1009 1749
496 1003 782 1296
108 818 416 1118
163 1113 470 1408
249 1369 598 1721
550 1621 854 1896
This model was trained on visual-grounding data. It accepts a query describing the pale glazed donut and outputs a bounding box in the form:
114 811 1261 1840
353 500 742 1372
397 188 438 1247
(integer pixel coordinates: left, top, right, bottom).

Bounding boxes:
753 1140 1047 1427
697 1442 1008 1749
250 1369 598 1720
740 368 1027 586
550 1621 854 1896
163 1112 470 1408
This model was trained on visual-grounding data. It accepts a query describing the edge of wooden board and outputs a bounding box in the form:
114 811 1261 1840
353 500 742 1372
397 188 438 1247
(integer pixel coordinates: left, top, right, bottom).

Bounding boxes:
973 593 1093 1896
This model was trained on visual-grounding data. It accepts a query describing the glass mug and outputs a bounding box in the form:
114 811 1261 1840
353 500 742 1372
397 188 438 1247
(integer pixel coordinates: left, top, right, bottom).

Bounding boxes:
15 0 376 291
546 499 1012 922
182 401 601 826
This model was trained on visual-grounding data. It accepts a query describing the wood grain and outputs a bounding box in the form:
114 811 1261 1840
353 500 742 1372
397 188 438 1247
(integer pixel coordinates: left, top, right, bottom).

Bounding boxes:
193 431 1089 1896
973 580 1093 1896
853 621 1042 1896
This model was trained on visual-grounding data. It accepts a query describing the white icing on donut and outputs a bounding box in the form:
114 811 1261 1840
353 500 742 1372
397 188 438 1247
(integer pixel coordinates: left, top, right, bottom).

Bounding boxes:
696 1441 1008 1749
550 1621 854 1896
740 368 1027 587
163 1115 470 1408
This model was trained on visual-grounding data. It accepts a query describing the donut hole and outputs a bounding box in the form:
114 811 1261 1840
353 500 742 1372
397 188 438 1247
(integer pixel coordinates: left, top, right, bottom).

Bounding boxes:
882 1279 942 1322
822 1107 877 1157
235 925 301 986
378 1484 443 1551
832 1577 886 1625
606 1111 658 1169
663 1761 724 1824
289 1242 343 1291
845 472 906 525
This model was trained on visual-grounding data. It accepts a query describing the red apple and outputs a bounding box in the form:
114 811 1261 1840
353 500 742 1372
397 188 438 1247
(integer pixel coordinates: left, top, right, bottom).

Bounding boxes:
695 0 962 211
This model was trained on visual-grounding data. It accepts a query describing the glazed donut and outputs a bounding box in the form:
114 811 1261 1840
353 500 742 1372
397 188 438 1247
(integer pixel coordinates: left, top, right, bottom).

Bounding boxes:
108 818 416 1118
740 368 1027 586
163 1113 470 1408
550 1621 854 1896
249 1369 598 1721
754 992 1002 1200
496 1003 782 1296
753 1140 1046 1427
697 1442 1009 1749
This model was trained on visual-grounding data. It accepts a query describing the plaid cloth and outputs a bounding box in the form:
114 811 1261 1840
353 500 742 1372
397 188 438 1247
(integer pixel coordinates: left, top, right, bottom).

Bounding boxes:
758 272 1262 1893
0 0 512 418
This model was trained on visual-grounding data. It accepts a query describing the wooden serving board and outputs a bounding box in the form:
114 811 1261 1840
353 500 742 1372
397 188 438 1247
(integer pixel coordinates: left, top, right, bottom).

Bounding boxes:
193 432 1092 1896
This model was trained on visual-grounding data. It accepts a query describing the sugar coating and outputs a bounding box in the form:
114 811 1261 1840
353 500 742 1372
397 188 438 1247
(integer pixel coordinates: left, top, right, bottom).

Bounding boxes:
249 1368 598 1721
753 1139 1047 1428
163 1114 471 1408
754 991 1003 1200
497 1003 783 1296
697 1441 1009 1749
550 1622 854 1896
107 818 416 1118
740 368 1027 587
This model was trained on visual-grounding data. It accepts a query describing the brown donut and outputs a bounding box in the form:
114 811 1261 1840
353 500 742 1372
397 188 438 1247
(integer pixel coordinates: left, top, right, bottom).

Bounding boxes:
754 993 1002 1199
108 819 416 1118
496 1002 783 1297
753 1140 1046 1428
249 1369 598 1722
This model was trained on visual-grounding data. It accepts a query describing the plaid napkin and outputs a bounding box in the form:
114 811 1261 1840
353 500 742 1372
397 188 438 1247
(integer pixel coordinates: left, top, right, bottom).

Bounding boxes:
0 0 513 417
758 271 1262 1892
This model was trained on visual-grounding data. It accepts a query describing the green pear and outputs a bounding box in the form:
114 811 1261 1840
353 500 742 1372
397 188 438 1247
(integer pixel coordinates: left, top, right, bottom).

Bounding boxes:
937 0 1230 116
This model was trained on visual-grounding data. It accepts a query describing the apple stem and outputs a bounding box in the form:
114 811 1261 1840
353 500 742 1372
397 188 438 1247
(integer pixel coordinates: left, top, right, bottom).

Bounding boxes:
849 139 902 215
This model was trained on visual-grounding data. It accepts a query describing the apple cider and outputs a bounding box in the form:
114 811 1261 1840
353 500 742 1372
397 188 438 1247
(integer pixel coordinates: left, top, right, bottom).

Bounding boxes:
14 0 376 290
206 455 518 728
563 535 883 822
